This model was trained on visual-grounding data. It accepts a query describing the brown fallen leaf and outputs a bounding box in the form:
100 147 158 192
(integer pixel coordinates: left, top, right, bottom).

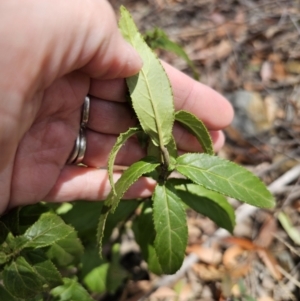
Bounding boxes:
186 245 222 265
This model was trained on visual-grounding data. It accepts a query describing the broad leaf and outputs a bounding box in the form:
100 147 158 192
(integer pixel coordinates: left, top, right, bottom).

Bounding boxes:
108 127 142 194
50 278 94 301
3 256 43 298
175 110 214 155
97 157 159 255
153 182 188 274
176 184 235 233
144 27 199 80
23 212 74 249
176 153 275 208
119 6 175 147
132 202 163 275
24 250 63 289
46 231 84 267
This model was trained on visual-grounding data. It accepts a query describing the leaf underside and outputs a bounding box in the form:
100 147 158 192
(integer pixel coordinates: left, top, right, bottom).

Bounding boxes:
119 6 175 147
175 110 214 155
108 127 142 194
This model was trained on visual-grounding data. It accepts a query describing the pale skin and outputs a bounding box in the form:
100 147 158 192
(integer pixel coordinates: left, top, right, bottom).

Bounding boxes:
0 0 234 215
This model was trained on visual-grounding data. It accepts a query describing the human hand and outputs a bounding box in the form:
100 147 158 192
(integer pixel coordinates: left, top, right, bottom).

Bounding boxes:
0 0 233 214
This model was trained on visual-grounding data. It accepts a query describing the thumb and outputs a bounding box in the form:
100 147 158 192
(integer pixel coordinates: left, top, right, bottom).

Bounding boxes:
75 1 143 79
0 0 142 94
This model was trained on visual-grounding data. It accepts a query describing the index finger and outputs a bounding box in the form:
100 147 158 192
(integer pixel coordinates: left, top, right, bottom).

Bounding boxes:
89 61 234 130
162 62 234 130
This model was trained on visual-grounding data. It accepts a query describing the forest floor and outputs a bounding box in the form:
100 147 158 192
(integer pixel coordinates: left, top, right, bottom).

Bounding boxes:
108 1 300 300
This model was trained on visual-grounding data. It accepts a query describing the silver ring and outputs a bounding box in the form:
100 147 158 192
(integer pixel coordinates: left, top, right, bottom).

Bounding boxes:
67 133 81 164
67 95 90 165
81 95 90 128
74 128 87 164
67 128 87 165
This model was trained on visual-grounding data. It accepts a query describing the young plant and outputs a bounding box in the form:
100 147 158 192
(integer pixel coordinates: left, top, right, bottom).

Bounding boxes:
97 6 275 275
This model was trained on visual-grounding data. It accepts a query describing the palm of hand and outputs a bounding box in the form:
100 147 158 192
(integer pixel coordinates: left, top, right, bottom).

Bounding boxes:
11 72 89 207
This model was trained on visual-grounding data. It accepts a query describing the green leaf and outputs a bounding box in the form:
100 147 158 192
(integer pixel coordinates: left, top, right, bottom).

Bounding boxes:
108 127 142 194
153 182 188 274
0 285 20 301
176 184 235 233
176 153 275 208
50 278 94 301
3 256 43 298
24 250 63 289
175 110 214 155
108 157 160 212
83 263 109 294
46 231 84 267
144 27 199 80
119 6 175 147
97 157 159 255
23 212 74 249
132 202 163 275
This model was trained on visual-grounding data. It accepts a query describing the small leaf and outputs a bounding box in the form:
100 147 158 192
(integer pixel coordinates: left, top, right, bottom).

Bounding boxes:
132 201 163 275
97 157 159 255
23 212 74 249
46 231 84 267
176 153 275 208
144 27 199 80
108 127 142 194
50 278 94 301
3 256 43 298
175 110 214 155
153 182 188 274
176 184 235 233
119 6 175 147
